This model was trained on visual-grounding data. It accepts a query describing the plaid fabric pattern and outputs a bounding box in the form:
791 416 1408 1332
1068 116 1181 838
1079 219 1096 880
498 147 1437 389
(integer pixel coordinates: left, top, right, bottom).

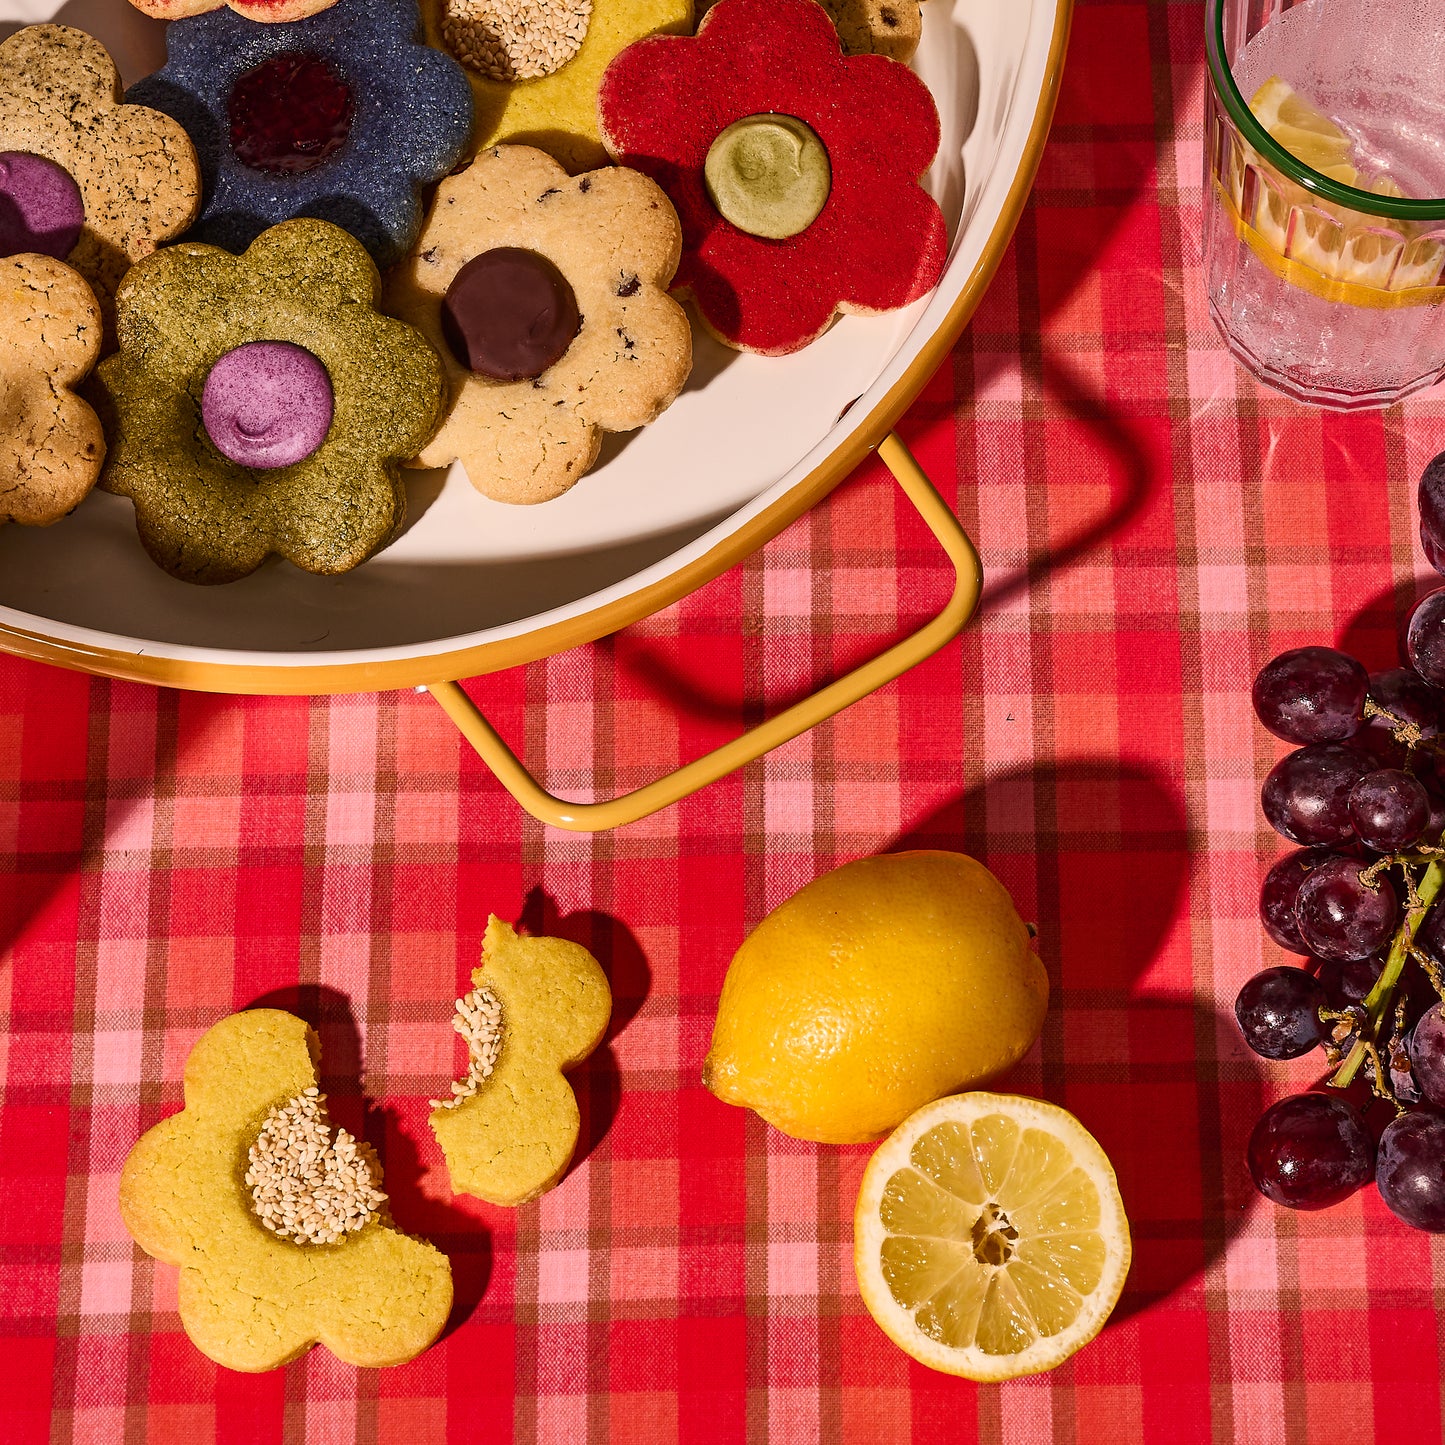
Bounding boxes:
5 0 1445 1439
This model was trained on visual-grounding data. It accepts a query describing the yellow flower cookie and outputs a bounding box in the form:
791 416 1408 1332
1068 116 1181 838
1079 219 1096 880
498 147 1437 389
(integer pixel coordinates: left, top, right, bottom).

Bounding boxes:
430 916 612 1207
423 0 693 172
120 1010 453 1372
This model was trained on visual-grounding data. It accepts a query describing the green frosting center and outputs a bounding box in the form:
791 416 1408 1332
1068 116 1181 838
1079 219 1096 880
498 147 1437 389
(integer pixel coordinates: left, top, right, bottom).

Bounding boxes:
703 114 831 240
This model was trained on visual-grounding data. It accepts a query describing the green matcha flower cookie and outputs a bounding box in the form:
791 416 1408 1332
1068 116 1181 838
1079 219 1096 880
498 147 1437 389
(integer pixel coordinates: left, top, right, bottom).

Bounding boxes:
93 218 445 585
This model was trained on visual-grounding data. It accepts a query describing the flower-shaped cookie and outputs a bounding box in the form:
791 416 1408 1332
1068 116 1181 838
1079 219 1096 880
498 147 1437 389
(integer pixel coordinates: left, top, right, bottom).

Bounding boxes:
93 219 445 584
430 916 612 1206
387 145 691 504
128 0 339 24
120 1009 453 1371
598 0 948 354
127 0 472 268
818 0 922 62
423 0 691 172
0 255 105 526
0 26 200 344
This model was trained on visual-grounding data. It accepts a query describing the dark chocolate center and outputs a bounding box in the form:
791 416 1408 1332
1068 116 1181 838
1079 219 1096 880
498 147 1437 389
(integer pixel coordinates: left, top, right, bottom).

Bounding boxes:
440 247 581 381
228 53 355 176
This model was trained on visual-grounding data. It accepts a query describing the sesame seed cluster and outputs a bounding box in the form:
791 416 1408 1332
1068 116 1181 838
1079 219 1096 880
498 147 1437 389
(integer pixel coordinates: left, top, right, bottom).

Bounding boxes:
430 986 504 1110
442 0 593 82
245 1086 387 1246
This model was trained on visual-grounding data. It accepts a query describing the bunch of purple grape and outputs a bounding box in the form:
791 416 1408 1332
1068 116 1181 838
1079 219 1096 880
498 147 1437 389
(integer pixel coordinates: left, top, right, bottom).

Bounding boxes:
1239 451 1445 1232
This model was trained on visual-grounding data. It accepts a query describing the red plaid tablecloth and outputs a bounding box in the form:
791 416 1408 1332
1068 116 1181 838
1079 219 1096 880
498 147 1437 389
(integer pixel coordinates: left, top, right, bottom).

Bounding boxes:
5 2 1445 1440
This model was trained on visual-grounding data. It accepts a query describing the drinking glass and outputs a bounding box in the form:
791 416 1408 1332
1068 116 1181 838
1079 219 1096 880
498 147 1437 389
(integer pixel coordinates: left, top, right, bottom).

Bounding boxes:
1203 0 1445 409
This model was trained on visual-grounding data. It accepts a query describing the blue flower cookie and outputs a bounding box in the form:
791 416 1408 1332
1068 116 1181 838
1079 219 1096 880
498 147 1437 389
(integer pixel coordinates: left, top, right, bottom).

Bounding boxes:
128 0 473 268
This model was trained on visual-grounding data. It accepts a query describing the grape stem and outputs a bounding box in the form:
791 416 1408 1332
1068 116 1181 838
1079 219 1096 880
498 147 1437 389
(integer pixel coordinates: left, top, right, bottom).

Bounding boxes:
1331 858 1445 1089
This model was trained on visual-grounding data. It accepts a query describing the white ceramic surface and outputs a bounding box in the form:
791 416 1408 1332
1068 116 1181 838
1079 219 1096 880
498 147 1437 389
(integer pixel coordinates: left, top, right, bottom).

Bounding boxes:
0 0 1061 668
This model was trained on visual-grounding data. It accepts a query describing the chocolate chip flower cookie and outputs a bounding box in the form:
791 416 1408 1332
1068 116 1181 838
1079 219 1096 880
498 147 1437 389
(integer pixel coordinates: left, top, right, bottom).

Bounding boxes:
120 1010 453 1371
430 916 612 1207
388 145 691 504
94 219 445 584
0 254 105 526
0 26 201 343
128 0 472 268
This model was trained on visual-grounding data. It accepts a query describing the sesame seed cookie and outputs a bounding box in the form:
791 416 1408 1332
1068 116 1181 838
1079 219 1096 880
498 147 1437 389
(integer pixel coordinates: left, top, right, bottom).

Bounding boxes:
119 1009 453 1372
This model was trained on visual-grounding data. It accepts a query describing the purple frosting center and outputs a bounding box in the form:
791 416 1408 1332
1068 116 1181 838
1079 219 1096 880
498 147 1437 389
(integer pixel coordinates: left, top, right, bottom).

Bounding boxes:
0 152 85 260
201 341 334 470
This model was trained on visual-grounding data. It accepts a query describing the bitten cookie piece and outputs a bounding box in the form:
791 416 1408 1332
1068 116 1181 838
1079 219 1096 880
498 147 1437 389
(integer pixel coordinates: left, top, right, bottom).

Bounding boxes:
0 254 105 526
119 1010 453 1372
387 145 691 505
430 916 612 1207
0 25 200 345
93 219 444 584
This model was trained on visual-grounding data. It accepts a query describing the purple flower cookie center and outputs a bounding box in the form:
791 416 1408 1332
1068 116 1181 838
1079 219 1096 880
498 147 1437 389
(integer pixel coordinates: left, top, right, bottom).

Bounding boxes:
202 341 334 470
0 152 85 261
228 53 356 176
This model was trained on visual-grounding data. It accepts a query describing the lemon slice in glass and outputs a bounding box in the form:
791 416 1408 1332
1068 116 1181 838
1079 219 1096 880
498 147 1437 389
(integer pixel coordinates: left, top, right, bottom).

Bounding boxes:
854 1092 1130 1381
1249 76 1358 184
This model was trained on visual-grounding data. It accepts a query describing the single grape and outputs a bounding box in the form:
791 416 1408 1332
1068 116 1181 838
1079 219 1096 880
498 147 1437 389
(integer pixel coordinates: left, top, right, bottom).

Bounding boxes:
1259 848 1336 953
1247 1093 1374 1209
1252 647 1368 744
1294 856 1398 962
1418 450 1445 575
1316 954 1383 1010
1234 966 1327 1059
1348 768 1431 851
1406 589 1445 688
1408 1003 1445 1109
1368 667 1441 738
1261 745 1372 846
1375 1111 1445 1231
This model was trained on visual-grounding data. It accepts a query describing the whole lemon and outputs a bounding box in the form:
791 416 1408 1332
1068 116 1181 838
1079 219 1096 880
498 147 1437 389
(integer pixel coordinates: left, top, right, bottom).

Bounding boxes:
702 851 1048 1144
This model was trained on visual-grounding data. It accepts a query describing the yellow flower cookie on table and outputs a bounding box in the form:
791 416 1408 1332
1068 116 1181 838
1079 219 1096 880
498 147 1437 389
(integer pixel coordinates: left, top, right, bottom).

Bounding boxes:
424 0 693 172
119 1010 452 1372
430 916 612 1207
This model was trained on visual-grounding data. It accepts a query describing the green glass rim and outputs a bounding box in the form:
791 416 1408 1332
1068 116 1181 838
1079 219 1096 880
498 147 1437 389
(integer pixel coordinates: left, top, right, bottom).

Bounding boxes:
1206 0 1445 222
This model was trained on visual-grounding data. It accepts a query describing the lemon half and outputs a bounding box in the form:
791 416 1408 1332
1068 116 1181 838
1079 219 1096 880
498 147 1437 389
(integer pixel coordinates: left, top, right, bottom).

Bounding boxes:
854 1093 1130 1381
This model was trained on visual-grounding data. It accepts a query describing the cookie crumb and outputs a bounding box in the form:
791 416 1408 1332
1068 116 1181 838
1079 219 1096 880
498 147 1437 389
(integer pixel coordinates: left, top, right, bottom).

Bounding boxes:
442 0 593 82
245 1088 386 1246
430 987 504 1110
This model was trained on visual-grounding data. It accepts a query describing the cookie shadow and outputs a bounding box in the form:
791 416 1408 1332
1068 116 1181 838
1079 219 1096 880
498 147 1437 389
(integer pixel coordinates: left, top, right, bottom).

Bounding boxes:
518 886 651 1178
242 982 494 1339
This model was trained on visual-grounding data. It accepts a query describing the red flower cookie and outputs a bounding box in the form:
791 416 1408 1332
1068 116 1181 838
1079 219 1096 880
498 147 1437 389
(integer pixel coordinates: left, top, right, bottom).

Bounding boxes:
597 0 947 355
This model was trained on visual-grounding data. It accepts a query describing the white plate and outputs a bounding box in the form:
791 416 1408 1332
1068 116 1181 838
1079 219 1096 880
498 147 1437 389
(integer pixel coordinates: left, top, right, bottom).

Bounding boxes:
0 0 1067 686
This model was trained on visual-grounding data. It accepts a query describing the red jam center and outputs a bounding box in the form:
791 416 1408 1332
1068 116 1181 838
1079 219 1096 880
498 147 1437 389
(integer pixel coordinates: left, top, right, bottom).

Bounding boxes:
227 53 355 176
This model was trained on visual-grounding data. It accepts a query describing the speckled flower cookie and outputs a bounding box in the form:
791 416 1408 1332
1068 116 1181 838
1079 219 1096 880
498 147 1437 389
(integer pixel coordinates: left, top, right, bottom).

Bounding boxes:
128 0 472 268
817 0 921 62
430 916 611 1207
120 1009 453 1372
0 254 105 527
424 0 691 172
94 219 445 584
0 26 200 344
387 145 691 504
